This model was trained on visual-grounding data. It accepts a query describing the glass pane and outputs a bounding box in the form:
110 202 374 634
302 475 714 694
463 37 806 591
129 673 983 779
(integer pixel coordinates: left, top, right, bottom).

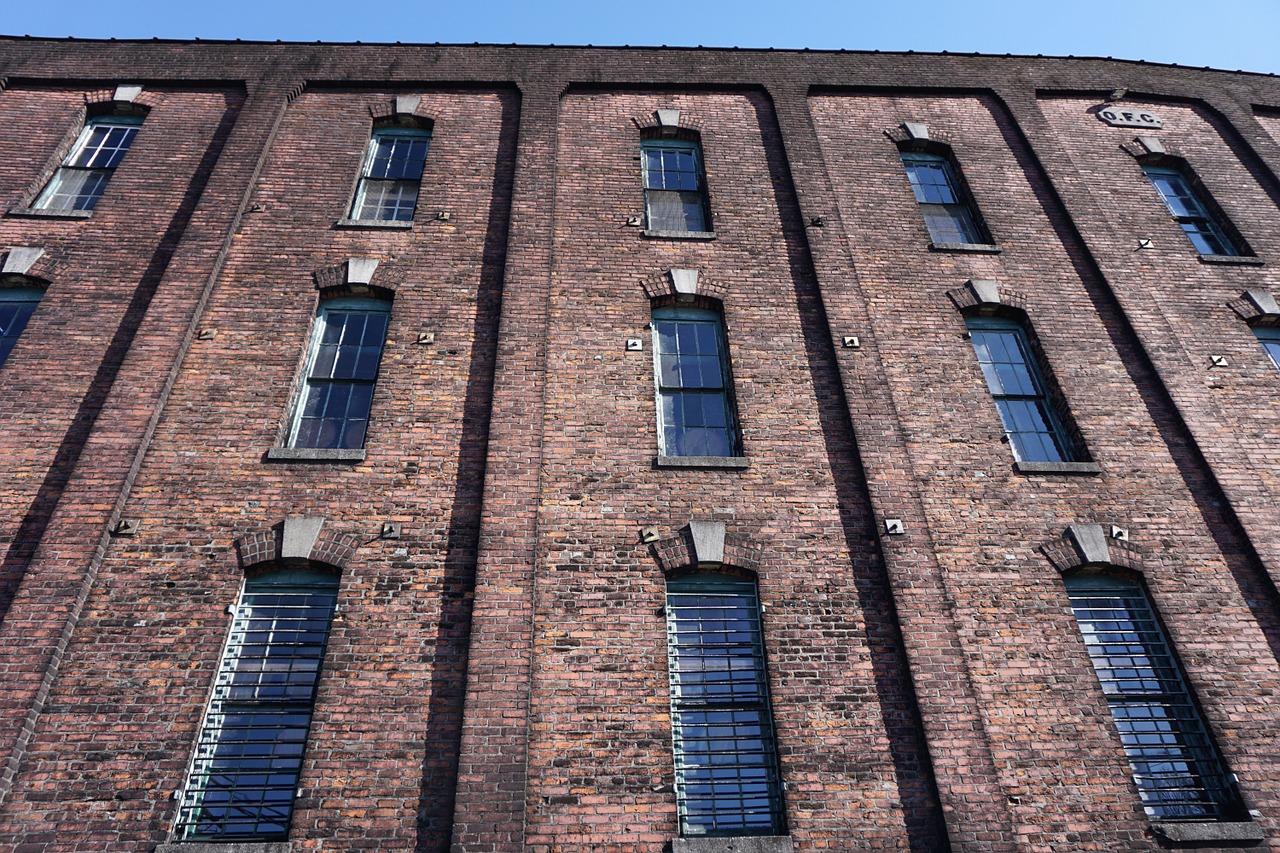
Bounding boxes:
0 299 40 367
653 311 735 456
968 320 1071 463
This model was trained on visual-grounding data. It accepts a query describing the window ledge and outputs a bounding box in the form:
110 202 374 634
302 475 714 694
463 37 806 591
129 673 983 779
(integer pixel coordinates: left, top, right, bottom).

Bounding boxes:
643 229 717 241
265 447 366 463
1198 253 1264 266
8 206 92 220
156 843 291 853
1150 821 1265 843
928 241 1002 254
656 455 749 469
1014 460 1102 475
672 837 793 853
334 217 414 230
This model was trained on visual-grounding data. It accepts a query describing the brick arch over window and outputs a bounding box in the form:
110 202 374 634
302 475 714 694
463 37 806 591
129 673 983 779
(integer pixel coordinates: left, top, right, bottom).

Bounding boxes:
649 521 762 577
367 94 441 131
1040 523 1145 574
84 84 159 117
632 107 706 140
945 278 1028 316
2 246 55 286
234 516 361 572
312 257 398 301
640 268 729 303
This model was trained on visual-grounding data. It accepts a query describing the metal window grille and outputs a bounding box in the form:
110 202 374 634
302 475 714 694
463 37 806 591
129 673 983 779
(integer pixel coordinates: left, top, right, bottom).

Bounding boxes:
966 316 1073 464
666 574 784 837
0 287 44 368
176 569 340 841
35 116 143 212
351 128 430 221
1066 573 1242 821
1256 326 1280 371
1142 166 1239 256
290 297 391 450
652 306 739 457
901 151 984 244
642 139 710 232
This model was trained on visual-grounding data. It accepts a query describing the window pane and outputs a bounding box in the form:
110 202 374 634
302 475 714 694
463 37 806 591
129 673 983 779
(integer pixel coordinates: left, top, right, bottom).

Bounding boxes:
653 309 737 457
1142 166 1239 256
351 129 430 220
36 118 141 211
902 152 983 244
292 302 390 449
642 140 709 232
0 292 41 367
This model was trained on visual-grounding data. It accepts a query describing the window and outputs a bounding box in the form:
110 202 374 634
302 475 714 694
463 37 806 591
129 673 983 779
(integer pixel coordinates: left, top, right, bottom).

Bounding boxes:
1255 326 1280 369
289 297 391 449
652 305 740 457
1066 572 1244 821
642 138 710 233
34 116 143 212
350 127 430 222
900 151 986 245
177 567 340 841
0 287 43 368
1142 165 1241 256
666 573 785 837
966 316 1074 464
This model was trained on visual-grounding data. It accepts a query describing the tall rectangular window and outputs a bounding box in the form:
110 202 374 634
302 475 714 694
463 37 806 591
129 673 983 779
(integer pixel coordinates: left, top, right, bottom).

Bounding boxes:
290 298 391 450
900 151 986 245
0 287 43 367
177 568 340 841
350 127 431 222
966 316 1074 464
642 139 710 233
1066 573 1243 821
1255 326 1280 370
666 574 785 837
652 306 739 458
35 116 143 212
1142 166 1241 256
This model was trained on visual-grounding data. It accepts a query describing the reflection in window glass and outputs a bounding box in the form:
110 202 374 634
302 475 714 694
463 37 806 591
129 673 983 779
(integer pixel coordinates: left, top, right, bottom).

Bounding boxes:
35 116 143 211
900 151 984 244
666 574 784 837
1142 166 1239 256
652 306 738 457
351 128 431 221
291 298 391 449
0 287 44 367
177 568 340 841
642 139 710 232
1256 326 1280 370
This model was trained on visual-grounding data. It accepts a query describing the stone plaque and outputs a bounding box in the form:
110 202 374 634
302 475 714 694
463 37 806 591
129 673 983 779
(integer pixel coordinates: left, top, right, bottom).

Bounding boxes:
1096 106 1164 129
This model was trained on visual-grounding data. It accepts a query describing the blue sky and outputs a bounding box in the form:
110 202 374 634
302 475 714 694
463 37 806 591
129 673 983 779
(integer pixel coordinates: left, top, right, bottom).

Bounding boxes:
7 0 1280 76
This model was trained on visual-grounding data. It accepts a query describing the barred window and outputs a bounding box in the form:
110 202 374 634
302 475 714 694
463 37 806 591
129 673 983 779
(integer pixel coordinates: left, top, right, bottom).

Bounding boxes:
900 151 987 245
652 305 740 458
642 138 710 233
666 573 785 837
1142 165 1241 257
350 127 431 222
966 316 1075 464
1066 572 1243 821
289 297 391 450
0 287 44 368
177 567 340 841
35 116 143 212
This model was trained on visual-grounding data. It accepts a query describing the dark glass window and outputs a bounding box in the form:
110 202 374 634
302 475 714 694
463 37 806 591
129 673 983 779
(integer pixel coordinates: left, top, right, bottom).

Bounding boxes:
0 287 43 367
1142 166 1240 256
35 116 143 211
351 127 431 221
177 567 340 841
666 574 785 837
1256 326 1280 370
966 316 1074 464
1066 573 1243 821
652 306 739 457
290 297 391 449
900 151 985 244
642 139 710 233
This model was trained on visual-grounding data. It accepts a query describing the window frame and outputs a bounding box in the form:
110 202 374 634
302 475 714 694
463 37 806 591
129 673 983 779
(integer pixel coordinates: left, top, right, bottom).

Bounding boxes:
1255 325 1280 370
0 286 45 369
287 296 392 451
641 137 712 235
176 566 341 842
899 149 990 246
665 572 786 838
33 115 144 212
349 126 432 223
1141 164 1243 257
650 304 742 460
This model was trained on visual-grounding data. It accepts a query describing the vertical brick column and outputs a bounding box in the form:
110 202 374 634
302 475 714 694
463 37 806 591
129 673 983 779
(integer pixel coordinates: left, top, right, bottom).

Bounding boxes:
449 79 558 853
765 81 1017 852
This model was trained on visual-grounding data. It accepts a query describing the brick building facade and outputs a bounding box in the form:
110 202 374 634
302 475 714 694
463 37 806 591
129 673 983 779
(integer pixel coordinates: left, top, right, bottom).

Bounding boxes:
1 38 1279 853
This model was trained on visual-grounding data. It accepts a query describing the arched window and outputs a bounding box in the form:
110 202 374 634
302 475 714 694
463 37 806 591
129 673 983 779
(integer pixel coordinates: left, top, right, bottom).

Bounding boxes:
1065 571 1243 821
665 573 784 837
0 286 44 368
176 566 341 841
289 296 392 450
350 125 431 222
35 115 144 212
651 305 740 458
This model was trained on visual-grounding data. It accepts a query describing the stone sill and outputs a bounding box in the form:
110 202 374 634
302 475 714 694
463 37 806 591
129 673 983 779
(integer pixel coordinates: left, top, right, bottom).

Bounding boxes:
8 206 92 220
333 218 413 230
1014 461 1102 475
656 455 749 470
155 842 291 853
1150 821 1265 843
1198 253 1264 266
643 229 717 241
672 836 793 853
928 241 1002 254
265 447 366 463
